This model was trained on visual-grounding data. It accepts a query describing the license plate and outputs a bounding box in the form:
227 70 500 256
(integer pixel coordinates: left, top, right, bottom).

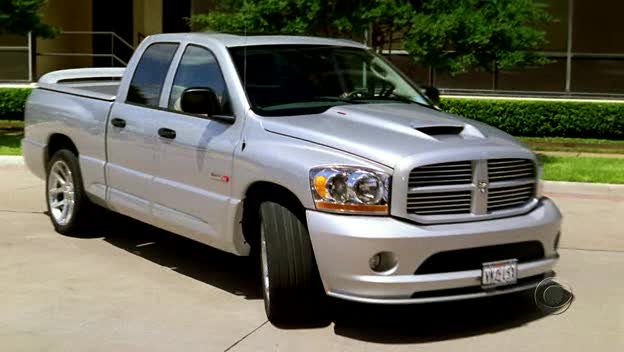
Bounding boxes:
482 259 518 287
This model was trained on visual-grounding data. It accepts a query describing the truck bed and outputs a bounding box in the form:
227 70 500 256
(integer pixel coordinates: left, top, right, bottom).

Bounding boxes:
37 67 125 101
22 68 121 188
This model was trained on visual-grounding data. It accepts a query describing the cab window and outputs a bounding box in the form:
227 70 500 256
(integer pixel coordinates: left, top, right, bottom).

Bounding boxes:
126 43 179 107
169 45 232 115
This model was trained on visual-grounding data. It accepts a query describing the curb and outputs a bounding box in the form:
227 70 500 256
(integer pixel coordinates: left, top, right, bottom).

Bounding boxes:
0 155 24 166
537 151 624 159
543 180 624 188
543 180 624 198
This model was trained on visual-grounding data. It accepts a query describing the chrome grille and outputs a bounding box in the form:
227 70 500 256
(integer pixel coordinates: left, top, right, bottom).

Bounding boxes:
407 190 472 215
488 184 535 212
408 161 472 188
488 159 535 182
405 158 536 219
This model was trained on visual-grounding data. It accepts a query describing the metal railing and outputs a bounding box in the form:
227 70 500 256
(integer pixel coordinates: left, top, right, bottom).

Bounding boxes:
38 31 135 67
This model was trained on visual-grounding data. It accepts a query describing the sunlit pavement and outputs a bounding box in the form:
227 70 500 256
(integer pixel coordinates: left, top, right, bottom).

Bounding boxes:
1 160 622 351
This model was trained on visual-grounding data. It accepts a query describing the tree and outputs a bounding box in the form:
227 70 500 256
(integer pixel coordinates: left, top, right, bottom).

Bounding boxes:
191 0 553 78
0 0 58 38
192 0 366 38
403 0 552 76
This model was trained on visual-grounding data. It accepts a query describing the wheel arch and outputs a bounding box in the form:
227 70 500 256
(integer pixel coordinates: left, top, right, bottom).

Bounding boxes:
241 181 308 248
46 134 79 165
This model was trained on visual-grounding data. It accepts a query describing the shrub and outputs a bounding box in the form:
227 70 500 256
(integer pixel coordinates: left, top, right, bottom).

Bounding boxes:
1 87 622 140
440 98 624 140
0 88 32 121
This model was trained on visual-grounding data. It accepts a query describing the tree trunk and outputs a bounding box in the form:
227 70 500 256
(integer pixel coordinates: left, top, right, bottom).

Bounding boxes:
492 61 499 90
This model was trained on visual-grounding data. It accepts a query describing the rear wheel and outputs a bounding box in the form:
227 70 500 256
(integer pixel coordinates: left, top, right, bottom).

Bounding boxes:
258 200 326 324
46 149 93 235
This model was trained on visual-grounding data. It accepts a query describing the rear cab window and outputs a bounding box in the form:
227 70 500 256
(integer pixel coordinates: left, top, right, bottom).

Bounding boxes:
126 43 179 107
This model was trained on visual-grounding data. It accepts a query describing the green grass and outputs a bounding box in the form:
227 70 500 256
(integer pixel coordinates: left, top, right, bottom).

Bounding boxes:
539 154 624 184
0 132 22 156
519 137 624 154
1 120 623 184
0 120 24 155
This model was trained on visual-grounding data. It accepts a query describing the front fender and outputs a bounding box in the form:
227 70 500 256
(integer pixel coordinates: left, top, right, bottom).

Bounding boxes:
231 117 392 210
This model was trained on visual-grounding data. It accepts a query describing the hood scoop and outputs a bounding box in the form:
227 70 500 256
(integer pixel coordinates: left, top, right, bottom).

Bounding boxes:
413 123 486 140
415 125 465 136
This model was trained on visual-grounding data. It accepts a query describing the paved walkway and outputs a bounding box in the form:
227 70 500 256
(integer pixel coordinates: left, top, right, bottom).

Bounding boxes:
0 162 623 351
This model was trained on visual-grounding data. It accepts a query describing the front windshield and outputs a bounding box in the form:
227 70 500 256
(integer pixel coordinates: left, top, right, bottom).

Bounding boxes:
228 45 431 116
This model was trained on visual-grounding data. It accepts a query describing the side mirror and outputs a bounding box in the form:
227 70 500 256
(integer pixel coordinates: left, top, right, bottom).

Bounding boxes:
421 86 441 106
180 87 220 116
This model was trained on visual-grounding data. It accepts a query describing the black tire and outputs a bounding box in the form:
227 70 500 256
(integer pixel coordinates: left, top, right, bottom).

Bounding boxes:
45 149 93 235
259 200 326 324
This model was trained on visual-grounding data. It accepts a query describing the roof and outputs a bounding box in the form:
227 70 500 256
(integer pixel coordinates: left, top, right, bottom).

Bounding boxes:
147 32 368 49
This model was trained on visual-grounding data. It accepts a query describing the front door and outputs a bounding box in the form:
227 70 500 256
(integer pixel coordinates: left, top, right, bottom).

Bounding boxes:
148 44 240 248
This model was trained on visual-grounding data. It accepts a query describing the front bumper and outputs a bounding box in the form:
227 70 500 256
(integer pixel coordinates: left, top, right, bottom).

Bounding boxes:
306 198 561 304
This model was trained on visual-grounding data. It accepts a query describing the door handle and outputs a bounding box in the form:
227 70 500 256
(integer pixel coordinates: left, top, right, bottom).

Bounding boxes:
111 118 126 128
158 128 176 140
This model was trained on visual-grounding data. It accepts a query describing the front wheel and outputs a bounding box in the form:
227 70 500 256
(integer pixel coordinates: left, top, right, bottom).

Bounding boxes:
259 201 326 324
46 149 93 235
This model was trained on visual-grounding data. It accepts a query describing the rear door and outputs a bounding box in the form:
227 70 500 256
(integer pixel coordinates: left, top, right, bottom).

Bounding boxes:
148 44 241 248
105 42 178 221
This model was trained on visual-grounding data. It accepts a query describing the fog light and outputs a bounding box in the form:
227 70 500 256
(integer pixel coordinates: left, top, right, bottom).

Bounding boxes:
369 251 398 274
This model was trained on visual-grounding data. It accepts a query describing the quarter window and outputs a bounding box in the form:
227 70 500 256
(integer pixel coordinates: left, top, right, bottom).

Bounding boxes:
169 45 232 115
126 43 178 107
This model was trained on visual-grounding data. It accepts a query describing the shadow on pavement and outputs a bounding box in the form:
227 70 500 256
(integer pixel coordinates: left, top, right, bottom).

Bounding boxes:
81 210 549 344
91 210 262 300
327 292 547 343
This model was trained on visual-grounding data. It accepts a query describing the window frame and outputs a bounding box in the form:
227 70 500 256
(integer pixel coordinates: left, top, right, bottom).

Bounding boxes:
164 43 235 120
124 42 180 108
227 44 432 117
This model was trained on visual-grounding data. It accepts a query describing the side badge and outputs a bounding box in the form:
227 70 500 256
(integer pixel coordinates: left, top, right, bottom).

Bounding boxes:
210 173 230 183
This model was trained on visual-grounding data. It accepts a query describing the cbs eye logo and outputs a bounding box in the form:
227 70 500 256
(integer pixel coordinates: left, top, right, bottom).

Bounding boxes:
534 277 574 315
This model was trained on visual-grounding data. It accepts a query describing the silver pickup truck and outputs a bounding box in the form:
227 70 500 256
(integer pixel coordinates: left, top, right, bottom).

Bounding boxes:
22 33 562 323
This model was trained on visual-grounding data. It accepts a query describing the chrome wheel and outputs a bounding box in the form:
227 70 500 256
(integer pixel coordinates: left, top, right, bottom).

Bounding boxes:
260 225 270 306
47 160 75 226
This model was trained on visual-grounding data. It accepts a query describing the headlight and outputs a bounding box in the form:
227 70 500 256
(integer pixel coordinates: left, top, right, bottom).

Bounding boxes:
310 166 390 214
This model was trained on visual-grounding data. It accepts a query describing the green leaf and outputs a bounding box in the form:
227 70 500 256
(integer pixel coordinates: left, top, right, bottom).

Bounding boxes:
0 0 58 38
190 0 554 76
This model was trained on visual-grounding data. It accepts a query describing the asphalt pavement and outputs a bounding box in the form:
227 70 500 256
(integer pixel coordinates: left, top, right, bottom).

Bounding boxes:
0 158 622 352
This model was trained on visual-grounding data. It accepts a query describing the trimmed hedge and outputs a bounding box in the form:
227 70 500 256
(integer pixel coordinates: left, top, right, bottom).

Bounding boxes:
0 87 622 139
0 88 32 121
441 98 624 140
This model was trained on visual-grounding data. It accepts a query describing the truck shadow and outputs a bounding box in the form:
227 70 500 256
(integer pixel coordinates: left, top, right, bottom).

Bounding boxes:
327 293 547 343
94 210 262 300
91 211 549 344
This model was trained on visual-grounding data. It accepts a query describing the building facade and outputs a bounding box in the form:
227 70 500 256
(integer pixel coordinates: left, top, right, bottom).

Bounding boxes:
0 0 205 80
1 0 623 97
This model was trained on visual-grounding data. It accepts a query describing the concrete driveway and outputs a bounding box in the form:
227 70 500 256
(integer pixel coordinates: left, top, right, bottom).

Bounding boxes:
1 160 623 352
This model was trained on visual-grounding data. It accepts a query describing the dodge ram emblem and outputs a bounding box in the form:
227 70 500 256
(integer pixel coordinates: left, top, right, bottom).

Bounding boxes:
477 180 489 193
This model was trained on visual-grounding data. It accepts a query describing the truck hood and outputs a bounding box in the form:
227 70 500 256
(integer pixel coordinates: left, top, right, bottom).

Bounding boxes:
260 103 530 168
